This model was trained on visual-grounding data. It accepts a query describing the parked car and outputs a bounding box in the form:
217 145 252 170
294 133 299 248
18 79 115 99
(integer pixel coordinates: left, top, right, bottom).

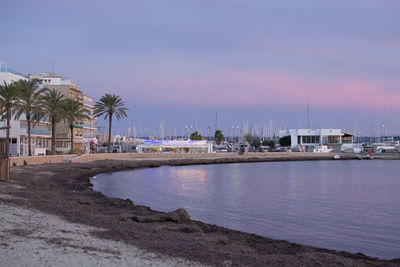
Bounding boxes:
291 147 300 152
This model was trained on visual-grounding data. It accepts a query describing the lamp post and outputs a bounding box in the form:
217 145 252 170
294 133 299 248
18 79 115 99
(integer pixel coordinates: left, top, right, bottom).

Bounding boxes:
207 127 212 141
185 125 192 140
231 125 239 143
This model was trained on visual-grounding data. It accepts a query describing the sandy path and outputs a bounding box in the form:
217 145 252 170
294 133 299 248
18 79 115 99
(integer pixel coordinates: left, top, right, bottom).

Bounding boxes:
0 195 204 267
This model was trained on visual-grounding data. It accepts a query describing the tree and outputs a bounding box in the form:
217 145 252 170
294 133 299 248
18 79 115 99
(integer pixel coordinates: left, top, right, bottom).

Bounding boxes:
94 94 128 152
190 130 203 140
62 98 90 154
244 133 261 149
279 136 291 147
0 81 21 159
14 79 46 156
250 136 261 149
262 139 275 149
41 89 66 155
214 130 223 145
244 133 252 144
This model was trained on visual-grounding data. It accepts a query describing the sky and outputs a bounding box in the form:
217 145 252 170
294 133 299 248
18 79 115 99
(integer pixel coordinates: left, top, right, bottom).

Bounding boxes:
1 0 399 137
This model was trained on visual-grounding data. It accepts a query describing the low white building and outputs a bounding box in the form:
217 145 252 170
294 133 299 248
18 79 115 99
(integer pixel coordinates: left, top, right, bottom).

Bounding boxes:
0 61 26 84
137 140 213 153
0 62 52 156
278 129 353 151
0 62 50 156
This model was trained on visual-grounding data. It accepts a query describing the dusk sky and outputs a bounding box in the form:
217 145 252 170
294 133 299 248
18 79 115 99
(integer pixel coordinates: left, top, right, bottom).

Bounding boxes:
1 0 399 137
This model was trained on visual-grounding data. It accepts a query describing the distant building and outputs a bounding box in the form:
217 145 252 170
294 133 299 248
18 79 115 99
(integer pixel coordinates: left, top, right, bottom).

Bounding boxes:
278 129 354 151
137 140 213 153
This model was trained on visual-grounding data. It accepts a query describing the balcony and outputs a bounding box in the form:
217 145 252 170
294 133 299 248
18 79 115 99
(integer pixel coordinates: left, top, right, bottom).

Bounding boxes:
73 123 83 128
83 122 96 129
83 98 93 107
30 127 51 136
83 133 94 138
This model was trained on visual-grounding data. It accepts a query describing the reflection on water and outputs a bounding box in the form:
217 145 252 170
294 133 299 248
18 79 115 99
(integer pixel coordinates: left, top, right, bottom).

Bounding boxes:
92 160 400 259
169 168 207 198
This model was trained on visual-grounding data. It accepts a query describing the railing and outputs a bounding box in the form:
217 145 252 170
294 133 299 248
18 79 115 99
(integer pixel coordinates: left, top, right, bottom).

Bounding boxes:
83 133 94 138
30 128 51 136
83 98 93 106
20 144 47 156
83 122 96 128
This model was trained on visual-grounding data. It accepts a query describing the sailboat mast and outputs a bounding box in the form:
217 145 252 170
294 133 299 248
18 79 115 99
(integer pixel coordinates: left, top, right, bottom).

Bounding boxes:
307 101 310 129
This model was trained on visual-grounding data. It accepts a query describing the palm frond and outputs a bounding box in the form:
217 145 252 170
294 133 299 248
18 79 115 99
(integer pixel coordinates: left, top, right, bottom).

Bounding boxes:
40 88 66 124
93 93 128 121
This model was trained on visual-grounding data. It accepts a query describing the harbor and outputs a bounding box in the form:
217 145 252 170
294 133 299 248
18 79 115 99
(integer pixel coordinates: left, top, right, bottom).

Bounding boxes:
2 0 400 266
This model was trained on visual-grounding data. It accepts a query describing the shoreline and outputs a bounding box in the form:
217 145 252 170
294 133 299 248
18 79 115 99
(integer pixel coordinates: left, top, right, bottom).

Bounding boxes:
1 156 400 266
10 151 400 167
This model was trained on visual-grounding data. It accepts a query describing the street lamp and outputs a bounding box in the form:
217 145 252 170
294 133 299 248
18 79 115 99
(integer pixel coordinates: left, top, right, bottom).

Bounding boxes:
185 125 193 140
231 125 239 143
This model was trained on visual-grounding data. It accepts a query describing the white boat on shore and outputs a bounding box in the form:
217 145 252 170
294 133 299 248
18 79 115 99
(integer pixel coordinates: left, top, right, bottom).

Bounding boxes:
356 153 375 160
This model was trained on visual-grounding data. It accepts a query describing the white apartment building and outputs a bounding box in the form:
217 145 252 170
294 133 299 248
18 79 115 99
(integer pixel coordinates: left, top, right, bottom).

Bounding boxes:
0 61 96 156
278 129 354 151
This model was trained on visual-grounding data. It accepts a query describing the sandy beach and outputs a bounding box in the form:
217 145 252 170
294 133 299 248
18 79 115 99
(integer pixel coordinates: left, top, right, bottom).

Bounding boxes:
1 155 400 266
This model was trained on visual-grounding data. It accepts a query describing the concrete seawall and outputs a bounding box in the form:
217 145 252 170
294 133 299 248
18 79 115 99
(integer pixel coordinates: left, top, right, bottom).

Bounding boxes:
10 154 76 166
9 152 361 166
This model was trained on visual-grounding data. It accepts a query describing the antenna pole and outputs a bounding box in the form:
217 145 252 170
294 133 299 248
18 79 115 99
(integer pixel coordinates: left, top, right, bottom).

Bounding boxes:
307 101 310 129
215 111 218 132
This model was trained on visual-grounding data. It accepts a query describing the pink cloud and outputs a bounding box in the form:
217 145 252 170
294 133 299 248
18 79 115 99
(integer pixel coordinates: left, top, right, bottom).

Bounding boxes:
125 70 400 112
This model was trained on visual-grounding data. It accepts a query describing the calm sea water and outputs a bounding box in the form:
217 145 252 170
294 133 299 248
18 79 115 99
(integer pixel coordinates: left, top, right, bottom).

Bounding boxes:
92 160 400 259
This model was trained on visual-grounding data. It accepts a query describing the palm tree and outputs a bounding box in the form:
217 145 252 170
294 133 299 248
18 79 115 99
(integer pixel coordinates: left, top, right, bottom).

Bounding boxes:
41 89 65 155
94 94 128 152
14 79 46 156
214 130 224 146
62 98 90 154
0 82 21 159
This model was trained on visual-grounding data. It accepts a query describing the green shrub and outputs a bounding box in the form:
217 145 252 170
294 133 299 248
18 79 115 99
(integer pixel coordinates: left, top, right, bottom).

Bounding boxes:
23 160 27 166
279 136 291 147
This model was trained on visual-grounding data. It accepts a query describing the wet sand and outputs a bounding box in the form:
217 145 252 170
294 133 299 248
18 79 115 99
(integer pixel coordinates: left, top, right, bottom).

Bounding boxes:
1 156 400 266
